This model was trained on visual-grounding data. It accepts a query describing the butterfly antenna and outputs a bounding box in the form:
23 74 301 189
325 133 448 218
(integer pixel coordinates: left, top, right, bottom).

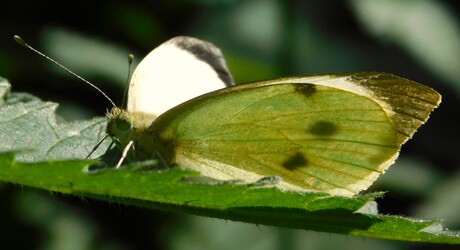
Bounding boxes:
13 35 117 108
121 54 134 109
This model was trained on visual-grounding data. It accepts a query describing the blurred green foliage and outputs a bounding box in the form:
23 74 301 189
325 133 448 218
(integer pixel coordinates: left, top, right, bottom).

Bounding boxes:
0 0 459 249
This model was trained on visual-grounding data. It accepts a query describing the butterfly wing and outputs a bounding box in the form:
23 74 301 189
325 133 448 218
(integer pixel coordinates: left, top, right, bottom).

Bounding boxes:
153 73 440 196
127 36 234 118
266 72 441 144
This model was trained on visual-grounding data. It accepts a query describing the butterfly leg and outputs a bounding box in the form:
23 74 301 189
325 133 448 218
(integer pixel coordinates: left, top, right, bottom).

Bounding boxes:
250 176 281 187
85 134 109 159
152 150 169 169
115 140 134 169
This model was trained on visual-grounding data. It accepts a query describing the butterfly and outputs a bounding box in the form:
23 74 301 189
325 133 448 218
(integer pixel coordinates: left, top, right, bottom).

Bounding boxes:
12 34 441 196
102 36 442 197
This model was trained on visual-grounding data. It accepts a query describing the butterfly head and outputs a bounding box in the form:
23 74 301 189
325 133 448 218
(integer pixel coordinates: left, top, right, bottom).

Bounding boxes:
106 107 134 146
106 107 160 166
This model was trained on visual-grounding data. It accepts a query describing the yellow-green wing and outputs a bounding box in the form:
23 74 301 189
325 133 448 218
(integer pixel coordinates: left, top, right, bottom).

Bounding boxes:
266 72 442 144
154 72 440 196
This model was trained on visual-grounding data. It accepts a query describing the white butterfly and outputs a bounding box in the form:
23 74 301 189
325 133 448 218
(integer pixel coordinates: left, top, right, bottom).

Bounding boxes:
14 35 440 196
106 36 441 196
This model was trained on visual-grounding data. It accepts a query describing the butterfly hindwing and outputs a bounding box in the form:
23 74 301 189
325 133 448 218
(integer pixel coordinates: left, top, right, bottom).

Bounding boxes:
263 73 441 144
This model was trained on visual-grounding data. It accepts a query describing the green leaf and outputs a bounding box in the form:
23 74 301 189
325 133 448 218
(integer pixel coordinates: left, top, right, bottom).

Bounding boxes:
0 78 108 162
1 153 459 244
0 78 459 244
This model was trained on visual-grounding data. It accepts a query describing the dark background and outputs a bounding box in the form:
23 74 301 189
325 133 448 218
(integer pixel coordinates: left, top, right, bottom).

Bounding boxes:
0 1 459 249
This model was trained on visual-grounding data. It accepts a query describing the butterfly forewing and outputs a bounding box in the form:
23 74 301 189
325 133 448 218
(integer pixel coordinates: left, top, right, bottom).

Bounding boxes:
154 81 401 196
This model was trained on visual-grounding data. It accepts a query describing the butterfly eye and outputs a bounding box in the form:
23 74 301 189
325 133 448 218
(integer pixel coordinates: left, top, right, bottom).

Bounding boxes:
106 108 133 137
114 117 132 132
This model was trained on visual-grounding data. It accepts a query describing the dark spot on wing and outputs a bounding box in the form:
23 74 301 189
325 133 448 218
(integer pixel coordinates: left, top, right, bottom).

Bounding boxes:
168 36 234 87
309 121 338 136
282 152 308 170
293 83 316 98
